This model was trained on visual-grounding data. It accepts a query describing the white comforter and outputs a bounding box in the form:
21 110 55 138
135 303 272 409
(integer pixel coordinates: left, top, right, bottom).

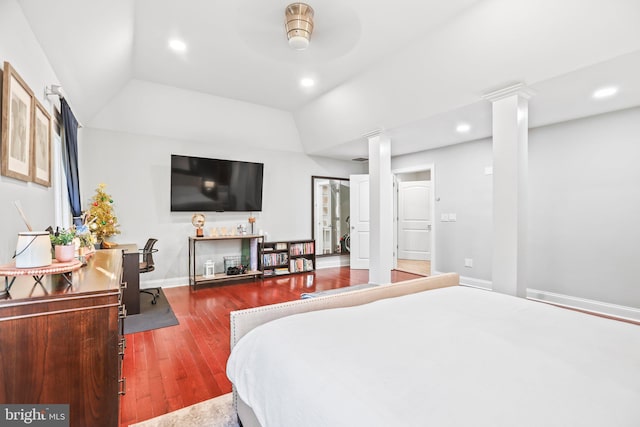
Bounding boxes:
227 286 640 427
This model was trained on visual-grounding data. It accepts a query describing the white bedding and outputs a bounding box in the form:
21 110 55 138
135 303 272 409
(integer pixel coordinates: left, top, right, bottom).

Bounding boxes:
226 286 640 427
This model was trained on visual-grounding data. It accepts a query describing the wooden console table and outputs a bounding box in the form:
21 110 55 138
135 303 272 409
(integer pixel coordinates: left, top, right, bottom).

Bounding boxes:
188 235 263 289
0 250 126 427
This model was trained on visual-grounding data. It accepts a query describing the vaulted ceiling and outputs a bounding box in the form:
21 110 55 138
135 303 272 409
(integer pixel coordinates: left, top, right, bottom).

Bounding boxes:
17 0 640 160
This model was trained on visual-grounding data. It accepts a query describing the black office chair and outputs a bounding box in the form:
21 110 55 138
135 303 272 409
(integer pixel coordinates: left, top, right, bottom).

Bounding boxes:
139 238 161 305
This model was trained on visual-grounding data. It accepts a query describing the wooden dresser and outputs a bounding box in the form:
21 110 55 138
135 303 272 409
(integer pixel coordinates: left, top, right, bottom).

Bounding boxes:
0 249 126 427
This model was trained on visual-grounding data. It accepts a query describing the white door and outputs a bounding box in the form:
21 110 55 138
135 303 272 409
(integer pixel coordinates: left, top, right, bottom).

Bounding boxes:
398 180 431 260
349 174 369 269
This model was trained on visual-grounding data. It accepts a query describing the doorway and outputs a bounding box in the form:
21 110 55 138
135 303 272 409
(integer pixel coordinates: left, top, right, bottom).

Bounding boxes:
394 167 433 276
348 165 435 276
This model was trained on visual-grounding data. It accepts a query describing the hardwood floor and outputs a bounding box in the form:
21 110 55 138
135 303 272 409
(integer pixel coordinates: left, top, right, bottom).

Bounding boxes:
120 267 421 426
396 259 431 276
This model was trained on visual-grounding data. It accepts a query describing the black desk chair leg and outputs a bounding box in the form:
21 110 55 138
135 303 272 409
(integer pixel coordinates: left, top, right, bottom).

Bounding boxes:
140 288 161 305
139 238 161 306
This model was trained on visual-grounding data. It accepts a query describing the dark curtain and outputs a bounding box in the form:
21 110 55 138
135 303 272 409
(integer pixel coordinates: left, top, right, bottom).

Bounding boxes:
60 99 82 226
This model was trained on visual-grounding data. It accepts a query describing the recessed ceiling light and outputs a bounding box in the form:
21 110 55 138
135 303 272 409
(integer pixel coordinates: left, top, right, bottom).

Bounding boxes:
168 39 187 52
592 86 618 99
300 78 315 88
456 123 471 133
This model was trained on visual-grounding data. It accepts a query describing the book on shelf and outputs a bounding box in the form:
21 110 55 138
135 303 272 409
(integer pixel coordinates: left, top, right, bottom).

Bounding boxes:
262 252 288 267
289 241 315 255
289 258 314 272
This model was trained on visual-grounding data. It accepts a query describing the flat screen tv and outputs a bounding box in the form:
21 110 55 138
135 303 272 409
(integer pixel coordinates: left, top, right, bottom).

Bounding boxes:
170 154 264 212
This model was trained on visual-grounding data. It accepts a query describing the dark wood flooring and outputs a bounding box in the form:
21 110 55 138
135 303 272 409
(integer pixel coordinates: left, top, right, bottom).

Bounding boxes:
120 267 421 426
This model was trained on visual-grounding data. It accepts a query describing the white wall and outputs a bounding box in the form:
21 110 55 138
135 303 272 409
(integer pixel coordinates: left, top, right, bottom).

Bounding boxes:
79 128 364 286
528 107 640 308
0 1 60 263
393 107 640 309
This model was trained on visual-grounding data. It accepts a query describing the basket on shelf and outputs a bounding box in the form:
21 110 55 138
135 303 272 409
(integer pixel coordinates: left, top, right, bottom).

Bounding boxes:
224 255 248 275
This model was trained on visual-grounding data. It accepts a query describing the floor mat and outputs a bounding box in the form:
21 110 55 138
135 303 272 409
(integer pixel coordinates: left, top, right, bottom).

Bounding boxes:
124 288 179 334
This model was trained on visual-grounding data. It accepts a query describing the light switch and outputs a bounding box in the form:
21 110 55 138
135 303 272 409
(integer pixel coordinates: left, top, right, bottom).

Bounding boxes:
449 213 457 222
484 166 493 175
464 258 473 268
441 213 449 222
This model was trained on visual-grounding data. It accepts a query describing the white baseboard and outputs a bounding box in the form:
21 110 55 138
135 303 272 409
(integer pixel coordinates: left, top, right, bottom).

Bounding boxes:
316 255 350 269
432 271 639 322
141 277 188 289
527 288 640 323
431 270 493 290
459 275 492 290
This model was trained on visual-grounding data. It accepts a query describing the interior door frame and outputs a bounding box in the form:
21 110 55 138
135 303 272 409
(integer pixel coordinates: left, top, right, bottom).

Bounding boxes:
392 163 436 273
393 175 397 269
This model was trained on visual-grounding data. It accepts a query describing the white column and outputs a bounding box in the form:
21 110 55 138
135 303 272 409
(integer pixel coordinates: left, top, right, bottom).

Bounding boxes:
483 83 533 297
368 133 393 284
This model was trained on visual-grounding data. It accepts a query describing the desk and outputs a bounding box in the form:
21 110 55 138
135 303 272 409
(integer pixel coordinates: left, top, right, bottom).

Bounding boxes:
113 244 140 315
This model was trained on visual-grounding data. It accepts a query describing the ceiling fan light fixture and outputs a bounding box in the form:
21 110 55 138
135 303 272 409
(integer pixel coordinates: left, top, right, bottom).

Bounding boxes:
285 3 314 51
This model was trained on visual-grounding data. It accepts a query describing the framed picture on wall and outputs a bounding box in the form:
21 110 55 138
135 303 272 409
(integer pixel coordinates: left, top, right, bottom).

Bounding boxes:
1 61 34 182
32 99 52 186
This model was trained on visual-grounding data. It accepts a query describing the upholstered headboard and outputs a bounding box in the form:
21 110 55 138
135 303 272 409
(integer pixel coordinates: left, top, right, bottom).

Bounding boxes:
230 273 460 350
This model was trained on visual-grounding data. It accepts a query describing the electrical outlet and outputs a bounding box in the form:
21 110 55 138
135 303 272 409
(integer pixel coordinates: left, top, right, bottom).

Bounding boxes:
484 166 493 175
449 213 457 222
464 258 473 268
441 213 449 222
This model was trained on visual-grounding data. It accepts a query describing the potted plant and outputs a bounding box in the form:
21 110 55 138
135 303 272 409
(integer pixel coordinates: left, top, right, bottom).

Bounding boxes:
50 228 76 262
70 222 95 256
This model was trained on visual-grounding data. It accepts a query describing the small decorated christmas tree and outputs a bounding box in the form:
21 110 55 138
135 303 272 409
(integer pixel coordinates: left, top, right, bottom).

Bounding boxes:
86 183 121 243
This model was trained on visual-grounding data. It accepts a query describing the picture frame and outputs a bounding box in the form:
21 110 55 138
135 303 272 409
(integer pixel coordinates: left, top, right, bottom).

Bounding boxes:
31 99 52 186
1 61 34 182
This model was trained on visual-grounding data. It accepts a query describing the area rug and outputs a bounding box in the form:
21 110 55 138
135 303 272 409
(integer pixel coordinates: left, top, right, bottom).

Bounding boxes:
124 288 179 334
129 392 238 427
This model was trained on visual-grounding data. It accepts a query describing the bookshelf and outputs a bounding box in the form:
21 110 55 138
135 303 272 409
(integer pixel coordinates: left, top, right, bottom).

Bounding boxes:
262 239 315 277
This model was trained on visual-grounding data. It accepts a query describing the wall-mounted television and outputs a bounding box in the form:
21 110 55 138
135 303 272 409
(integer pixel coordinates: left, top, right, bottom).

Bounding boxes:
170 154 264 212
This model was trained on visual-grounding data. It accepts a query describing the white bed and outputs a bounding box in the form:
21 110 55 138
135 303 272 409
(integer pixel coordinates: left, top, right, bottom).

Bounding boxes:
227 276 640 427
